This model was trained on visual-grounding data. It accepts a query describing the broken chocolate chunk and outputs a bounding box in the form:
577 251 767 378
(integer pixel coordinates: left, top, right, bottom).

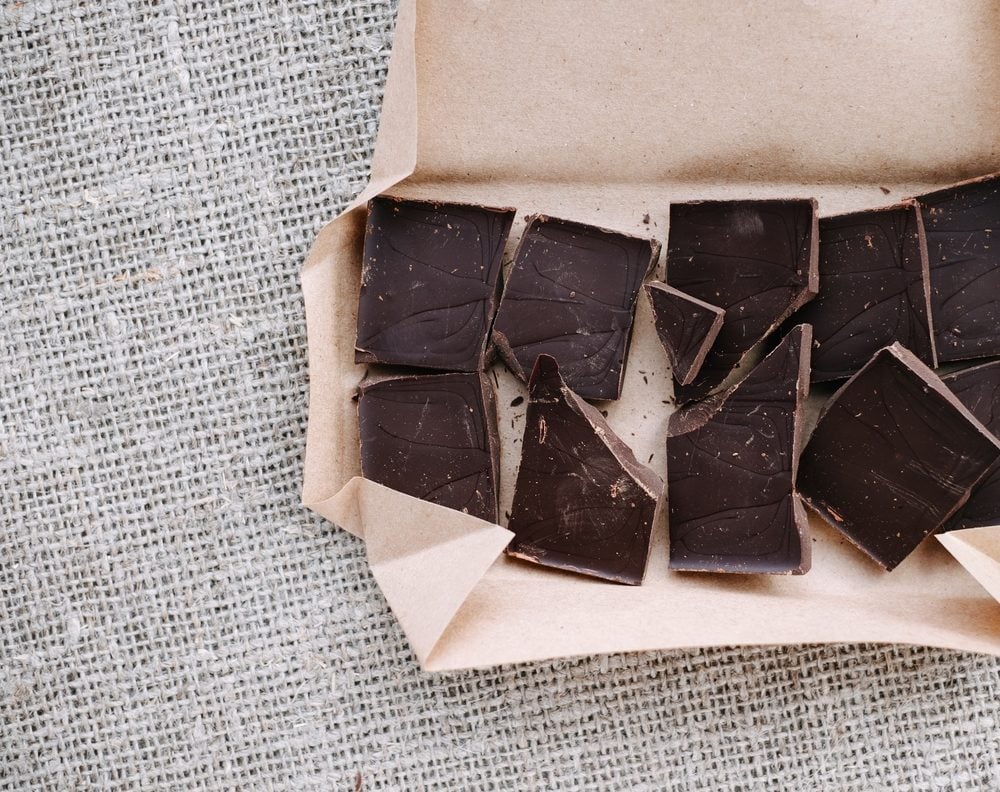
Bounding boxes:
915 173 1000 363
506 354 663 584
798 344 1000 571
789 201 936 382
492 215 660 400
942 360 1000 531
645 282 724 386
358 371 500 523
667 199 818 403
355 195 515 371
667 324 812 574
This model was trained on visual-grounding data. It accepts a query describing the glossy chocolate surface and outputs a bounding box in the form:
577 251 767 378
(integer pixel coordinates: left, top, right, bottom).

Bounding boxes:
790 201 936 382
356 196 515 371
492 215 659 400
916 173 1000 363
667 200 818 403
358 372 500 523
506 355 663 584
667 325 812 574
798 344 1000 570
645 282 724 386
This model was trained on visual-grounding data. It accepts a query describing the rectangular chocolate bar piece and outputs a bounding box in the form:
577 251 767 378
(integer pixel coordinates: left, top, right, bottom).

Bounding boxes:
358 371 500 523
942 360 1000 531
667 325 812 574
645 282 724 386
790 201 936 382
915 173 1000 363
506 355 663 584
492 215 659 400
798 344 1000 571
667 199 818 404
356 195 515 372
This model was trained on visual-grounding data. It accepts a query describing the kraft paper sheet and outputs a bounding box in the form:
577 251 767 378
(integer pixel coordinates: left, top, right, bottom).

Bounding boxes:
302 0 1000 671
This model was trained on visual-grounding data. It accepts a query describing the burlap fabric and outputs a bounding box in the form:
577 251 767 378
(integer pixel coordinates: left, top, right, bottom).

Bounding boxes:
1 1 998 789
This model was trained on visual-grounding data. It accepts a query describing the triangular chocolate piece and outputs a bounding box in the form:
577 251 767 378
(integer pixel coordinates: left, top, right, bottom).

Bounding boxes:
506 355 663 584
799 344 1000 571
667 325 812 574
645 282 724 386
667 200 818 404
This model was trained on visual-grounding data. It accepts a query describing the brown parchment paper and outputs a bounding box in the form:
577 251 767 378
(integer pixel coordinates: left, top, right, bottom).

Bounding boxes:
303 0 1000 671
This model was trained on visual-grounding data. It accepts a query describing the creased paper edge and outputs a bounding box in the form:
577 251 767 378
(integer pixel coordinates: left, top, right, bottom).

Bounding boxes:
298 0 515 667
938 526 1000 605
324 477 514 666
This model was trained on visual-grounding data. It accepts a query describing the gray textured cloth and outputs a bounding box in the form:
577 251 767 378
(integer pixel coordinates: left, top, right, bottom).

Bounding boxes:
1 1 998 789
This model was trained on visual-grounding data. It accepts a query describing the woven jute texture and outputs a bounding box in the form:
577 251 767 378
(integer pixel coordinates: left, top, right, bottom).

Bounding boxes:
2 2 998 789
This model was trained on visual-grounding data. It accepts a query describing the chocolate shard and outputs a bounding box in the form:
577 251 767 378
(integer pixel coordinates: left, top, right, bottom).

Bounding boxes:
358 371 500 523
942 361 1000 531
667 324 813 575
645 282 724 386
915 173 1000 363
491 215 660 401
506 354 663 584
798 344 1000 571
355 195 515 372
788 201 937 382
667 199 819 404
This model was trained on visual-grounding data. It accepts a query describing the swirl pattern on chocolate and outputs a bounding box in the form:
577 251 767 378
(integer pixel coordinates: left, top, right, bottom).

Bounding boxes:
356 196 515 372
358 372 500 523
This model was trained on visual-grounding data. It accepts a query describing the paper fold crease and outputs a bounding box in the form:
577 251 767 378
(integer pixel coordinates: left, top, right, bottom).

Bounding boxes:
939 527 1000 605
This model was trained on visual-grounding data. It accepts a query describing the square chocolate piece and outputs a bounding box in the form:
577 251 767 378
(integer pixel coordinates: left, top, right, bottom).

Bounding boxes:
355 196 515 371
668 325 812 574
790 201 936 382
916 173 1000 363
798 344 1000 571
506 355 663 584
667 199 818 403
645 282 724 386
358 371 500 523
492 215 659 400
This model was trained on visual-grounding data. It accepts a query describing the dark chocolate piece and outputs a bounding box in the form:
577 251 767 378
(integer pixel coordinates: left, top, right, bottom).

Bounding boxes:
942 361 1000 531
492 215 660 400
667 325 812 574
355 195 515 371
645 282 724 386
667 199 818 403
789 201 936 382
798 344 1000 571
358 371 500 523
506 355 663 584
915 173 1000 363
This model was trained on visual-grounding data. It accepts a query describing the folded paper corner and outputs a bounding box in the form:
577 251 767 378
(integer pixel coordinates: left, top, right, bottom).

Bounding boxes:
306 477 512 667
353 480 512 667
938 526 1000 604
